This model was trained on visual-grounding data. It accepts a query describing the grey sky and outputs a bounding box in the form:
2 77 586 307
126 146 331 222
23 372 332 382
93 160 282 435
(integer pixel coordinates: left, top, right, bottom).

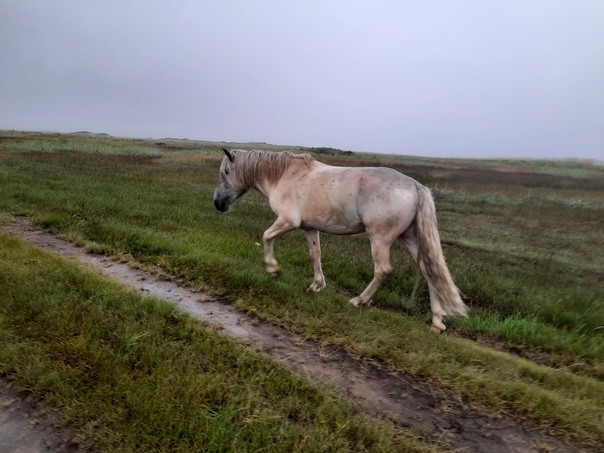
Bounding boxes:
1 1 603 158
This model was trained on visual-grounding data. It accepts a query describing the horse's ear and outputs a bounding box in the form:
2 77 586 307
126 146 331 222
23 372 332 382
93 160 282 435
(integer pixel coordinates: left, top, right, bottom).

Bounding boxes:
222 148 234 163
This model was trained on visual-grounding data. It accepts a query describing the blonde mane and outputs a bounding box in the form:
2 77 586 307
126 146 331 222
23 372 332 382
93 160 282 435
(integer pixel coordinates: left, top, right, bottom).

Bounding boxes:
230 150 315 189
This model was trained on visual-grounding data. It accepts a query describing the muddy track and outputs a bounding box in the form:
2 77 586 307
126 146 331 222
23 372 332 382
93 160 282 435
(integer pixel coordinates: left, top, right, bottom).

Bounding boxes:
1 218 588 452
0 380 86 452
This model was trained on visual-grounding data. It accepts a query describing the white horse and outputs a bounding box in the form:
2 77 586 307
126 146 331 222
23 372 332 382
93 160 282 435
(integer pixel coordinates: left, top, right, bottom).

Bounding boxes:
213 149 467 331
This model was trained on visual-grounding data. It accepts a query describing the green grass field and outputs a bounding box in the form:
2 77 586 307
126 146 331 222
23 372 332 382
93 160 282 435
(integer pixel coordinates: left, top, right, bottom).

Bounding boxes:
1 131 602 447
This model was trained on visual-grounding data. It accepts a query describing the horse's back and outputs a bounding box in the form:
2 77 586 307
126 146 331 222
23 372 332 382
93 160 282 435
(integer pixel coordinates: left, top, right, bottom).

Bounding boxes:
309 164 418 203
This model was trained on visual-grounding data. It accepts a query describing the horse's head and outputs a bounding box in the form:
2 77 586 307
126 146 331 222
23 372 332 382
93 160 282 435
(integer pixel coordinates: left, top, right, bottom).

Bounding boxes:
213 148 248 212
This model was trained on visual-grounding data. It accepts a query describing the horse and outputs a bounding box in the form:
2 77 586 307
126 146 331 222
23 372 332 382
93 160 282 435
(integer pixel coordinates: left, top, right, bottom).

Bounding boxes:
213 148 467 332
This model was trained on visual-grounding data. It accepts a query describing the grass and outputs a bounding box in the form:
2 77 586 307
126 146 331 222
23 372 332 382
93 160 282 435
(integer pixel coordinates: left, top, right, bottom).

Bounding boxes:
0 132 603 444
0 232 426 452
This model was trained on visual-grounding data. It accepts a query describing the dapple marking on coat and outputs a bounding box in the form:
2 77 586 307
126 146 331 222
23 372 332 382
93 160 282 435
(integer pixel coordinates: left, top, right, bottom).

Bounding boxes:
213 148 468 332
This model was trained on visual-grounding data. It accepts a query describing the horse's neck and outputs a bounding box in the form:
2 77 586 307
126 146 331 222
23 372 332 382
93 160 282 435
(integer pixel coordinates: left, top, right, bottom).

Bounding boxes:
249 152 301 197
252 177 272 198
244 153 279 197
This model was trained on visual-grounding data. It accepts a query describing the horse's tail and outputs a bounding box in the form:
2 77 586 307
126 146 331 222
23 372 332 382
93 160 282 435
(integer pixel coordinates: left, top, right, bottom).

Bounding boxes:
415 185 468 318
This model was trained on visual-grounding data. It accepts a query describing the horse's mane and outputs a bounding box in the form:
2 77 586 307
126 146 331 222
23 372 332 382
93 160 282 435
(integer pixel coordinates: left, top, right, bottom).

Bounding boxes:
231 150 315 188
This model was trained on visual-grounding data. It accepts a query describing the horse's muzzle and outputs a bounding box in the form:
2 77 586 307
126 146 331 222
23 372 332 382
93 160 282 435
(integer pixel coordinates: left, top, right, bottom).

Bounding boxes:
213 196 230 212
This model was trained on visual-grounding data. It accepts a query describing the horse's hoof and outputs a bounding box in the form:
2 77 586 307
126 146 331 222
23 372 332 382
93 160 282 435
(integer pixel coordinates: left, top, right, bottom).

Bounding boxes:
430 325 445 334
266 265 280 277
307 281 326 292
349 297 369 306
432 315 446 332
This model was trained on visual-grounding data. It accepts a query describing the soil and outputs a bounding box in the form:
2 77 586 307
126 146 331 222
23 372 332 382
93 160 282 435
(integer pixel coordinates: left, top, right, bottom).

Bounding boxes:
0 381 85 452
0 217 594 452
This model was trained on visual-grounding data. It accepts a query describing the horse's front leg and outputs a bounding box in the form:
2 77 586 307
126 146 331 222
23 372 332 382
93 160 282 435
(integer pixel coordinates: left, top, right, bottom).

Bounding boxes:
305 229 326 292
262 217 296 276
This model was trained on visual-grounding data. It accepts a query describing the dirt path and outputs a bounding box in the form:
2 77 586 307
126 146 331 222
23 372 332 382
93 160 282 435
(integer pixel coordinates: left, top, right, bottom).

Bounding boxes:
0 380 84 452
0 218 588 452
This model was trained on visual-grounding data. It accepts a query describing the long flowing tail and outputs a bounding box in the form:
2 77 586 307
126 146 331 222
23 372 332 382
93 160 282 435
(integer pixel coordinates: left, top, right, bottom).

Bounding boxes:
415 185 468 317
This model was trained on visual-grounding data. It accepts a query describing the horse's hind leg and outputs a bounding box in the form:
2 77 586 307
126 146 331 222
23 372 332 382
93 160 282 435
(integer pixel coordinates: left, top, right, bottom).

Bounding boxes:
350 234 394 306
305 230 326 292
400 226 447 332
262 217 296 276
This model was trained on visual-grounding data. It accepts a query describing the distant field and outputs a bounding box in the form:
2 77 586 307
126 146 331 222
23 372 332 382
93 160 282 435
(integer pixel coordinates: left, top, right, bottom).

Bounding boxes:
0 131 602 446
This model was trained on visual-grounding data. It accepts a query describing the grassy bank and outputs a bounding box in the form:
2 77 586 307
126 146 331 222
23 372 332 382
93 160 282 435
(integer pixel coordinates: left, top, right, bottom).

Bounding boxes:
0 132 602 443
0 232 425 451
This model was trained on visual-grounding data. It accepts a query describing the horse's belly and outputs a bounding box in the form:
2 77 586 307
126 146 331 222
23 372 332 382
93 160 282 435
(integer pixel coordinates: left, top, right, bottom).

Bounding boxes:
297 173 366 234
301 217 365 235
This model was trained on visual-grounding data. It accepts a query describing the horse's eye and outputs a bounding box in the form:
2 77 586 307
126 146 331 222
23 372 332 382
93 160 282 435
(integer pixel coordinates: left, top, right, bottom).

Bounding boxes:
224 169 230 175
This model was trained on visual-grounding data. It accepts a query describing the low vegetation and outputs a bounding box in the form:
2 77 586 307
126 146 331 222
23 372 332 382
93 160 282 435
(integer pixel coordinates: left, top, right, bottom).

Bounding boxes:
0 232 426 451
0 132 602 445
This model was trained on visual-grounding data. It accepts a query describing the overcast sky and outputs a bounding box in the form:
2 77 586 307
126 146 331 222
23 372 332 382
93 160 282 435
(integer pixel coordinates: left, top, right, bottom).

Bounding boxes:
1 1 603 158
